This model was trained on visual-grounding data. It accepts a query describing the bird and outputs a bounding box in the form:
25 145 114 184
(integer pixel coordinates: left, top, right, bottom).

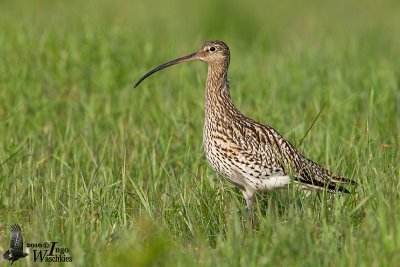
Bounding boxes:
134 40 356 219
3 224 29 265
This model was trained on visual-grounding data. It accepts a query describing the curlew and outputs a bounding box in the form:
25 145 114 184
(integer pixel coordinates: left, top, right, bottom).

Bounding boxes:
134 40 356 218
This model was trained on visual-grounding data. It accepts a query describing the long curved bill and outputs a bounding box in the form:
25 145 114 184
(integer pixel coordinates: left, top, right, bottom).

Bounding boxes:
134 51 199 88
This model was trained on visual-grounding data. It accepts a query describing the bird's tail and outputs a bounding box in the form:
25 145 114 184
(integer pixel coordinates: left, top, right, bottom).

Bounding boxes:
294 158 357 193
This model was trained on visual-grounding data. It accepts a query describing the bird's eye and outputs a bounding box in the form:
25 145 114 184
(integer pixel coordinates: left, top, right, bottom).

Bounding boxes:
210 47 216 52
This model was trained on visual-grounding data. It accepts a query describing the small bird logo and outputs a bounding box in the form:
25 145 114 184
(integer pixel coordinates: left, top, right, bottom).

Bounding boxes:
3 224 29 265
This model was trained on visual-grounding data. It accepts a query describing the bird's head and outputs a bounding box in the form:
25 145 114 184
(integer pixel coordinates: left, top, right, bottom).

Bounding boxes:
134 40 230 88
196 40 230 64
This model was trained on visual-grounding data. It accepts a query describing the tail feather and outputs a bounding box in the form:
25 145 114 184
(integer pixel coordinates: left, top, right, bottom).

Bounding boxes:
293 176 350 193
329 174 357 185
293 158 357 192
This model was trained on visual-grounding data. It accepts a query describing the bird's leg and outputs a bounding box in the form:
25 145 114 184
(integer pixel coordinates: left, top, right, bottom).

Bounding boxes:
246 196 255 226
241 189 255 227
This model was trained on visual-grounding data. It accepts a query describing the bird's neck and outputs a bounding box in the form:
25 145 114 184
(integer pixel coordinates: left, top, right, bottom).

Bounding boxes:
204 64 241 122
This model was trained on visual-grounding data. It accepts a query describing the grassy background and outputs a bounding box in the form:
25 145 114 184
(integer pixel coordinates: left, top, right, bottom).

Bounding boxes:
0 0 399 266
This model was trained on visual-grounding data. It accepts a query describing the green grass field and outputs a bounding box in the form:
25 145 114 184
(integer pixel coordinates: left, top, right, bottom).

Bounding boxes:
1 0 399 266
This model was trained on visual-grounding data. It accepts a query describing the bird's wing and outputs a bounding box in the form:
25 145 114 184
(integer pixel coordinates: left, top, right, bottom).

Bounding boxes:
226 123 287 179
10 224 24 251
238 119 355 190
258 122 356 190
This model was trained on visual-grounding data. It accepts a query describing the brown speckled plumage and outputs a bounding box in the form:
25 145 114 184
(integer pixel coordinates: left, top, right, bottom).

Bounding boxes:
135 40 356 216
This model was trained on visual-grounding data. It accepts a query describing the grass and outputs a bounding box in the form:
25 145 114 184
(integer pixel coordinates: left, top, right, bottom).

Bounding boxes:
0 0 399 266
